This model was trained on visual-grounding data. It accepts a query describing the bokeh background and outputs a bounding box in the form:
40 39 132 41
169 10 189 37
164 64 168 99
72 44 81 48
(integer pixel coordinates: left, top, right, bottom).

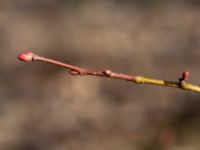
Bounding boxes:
0 0 200 150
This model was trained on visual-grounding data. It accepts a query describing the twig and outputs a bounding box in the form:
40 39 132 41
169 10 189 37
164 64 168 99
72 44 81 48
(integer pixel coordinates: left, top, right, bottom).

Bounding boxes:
18 51 200 94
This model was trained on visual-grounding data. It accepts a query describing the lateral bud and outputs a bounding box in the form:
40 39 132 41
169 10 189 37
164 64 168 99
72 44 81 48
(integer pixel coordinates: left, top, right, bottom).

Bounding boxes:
179 71 189 82
103 69 112 76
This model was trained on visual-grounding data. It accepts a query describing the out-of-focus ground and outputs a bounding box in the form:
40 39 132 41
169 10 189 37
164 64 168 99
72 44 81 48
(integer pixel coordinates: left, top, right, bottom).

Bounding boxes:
0 0 200 150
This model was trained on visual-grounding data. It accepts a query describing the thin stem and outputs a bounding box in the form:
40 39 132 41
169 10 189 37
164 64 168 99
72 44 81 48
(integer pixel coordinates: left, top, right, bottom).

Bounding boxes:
33 54 83 73
33 54 136 81
18 51 200 94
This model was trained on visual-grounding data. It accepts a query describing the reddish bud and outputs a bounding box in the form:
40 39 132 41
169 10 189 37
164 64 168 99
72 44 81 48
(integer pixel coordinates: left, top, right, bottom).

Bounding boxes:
183 71 189 80
179 71 190 82
18 51 34 62
103 69 112 76
69 70 79 75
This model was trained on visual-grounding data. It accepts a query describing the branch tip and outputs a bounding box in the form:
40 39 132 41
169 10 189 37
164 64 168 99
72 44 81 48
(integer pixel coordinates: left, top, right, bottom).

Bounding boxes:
18 51 34 62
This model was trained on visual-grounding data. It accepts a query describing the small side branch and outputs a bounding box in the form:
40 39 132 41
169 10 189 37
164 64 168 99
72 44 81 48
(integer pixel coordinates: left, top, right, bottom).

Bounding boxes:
18 51 200 94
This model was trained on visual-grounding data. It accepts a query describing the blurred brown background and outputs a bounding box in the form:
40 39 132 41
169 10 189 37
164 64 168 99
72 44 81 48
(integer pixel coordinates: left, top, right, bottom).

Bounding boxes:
0 0 200 150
